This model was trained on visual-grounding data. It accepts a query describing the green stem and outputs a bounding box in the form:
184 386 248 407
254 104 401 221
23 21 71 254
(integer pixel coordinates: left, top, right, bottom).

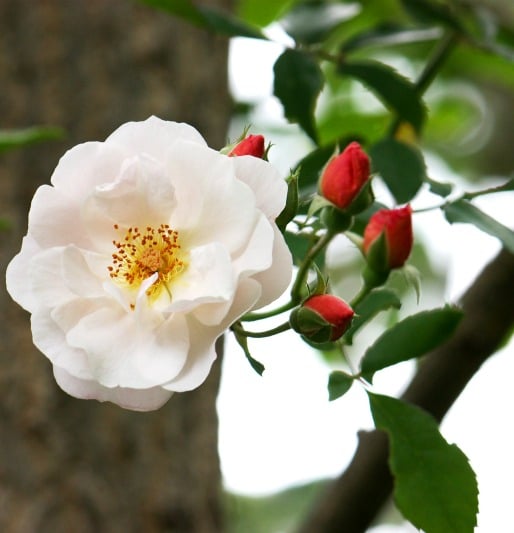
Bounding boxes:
415 31 460 94
389 30 460 137
291 231 334 304
350 284 372 309
241 300 296 322
231 321 292 339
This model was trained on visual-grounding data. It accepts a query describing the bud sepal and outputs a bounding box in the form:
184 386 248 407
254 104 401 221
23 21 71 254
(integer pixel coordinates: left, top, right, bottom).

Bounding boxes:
290 294 355 344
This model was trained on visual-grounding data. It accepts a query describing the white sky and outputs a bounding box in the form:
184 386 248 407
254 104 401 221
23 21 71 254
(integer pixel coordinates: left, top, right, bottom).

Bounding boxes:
219 34 514 532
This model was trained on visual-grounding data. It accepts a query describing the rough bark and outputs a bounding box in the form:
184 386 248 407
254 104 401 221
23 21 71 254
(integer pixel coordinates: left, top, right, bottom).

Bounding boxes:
0 1 231 531
297 248 514 533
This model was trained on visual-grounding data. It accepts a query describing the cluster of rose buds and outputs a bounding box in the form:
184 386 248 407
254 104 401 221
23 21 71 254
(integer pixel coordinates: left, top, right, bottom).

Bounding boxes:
291 140 414 344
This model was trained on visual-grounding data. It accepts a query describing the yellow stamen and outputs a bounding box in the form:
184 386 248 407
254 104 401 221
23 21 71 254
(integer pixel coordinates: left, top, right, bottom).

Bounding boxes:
108 223 186 304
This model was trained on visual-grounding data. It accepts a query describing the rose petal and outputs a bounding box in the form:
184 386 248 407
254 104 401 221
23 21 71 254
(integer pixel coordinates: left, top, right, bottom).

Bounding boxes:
6 235 42 312
65 302 189 388
32 305 93 380
28 185 91 249
166 242 234 314
51 141 125 200
53 366 173 411
82 155 178 253
106 115 207 158
252 225 293 309
233 156 287 219
166 141 257 253
163 278 261 392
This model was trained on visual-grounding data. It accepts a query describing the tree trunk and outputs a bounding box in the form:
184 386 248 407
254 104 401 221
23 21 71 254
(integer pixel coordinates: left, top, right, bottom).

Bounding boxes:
0 1 231 531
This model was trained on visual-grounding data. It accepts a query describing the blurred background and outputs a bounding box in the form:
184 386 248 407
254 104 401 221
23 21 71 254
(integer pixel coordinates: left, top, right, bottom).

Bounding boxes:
0 1 513 532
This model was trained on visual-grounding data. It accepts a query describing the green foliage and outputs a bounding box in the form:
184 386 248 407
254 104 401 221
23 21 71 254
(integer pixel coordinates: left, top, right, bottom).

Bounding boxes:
281 2 360 45
343 288 402 345
232 326 265 375
444 199 514 254
369 138 426 203
341 24 441 53
369 393 479 533
148 2 514 529
360 306 463 378
225 480 326 533
284 230 314 267
139 0 266 39
0 126 64 153
401 0 465 32
276 171 299 232
236 0 296 28
295 144 336 195
426 176 453 197
273 49 324 143
327 370 353 401
338 61 427 133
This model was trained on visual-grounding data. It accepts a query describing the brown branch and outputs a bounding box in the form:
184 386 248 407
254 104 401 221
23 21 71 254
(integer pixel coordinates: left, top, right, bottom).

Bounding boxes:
297 248 514 533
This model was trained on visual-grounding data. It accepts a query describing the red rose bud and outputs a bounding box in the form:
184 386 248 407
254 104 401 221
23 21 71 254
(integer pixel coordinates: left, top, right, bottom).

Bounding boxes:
228 134 265 158
363 205 413 271
320 142 371 211
291 294 354 343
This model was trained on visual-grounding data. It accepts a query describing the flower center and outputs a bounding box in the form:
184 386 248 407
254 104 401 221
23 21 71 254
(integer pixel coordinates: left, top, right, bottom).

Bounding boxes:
108 224 186 305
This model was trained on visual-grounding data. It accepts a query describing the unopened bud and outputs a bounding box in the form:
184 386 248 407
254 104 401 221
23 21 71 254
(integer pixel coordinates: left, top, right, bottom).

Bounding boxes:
228 134 265 158
363 205 413 272
291 294 354 343
320 142 371 212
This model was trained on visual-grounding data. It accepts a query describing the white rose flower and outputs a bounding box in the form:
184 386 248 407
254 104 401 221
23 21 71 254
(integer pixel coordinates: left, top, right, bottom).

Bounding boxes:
6 116 292 411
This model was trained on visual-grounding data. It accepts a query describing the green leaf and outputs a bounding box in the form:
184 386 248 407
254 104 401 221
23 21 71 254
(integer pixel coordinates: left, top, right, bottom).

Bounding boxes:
281 3 360 45
342 24 442 52
295 144 336 194
328 371 353 401
284 230 313 266
339 61 426 132
369 139 426 203
199 7 266 39
369 393 478 533
232 327 265 376
343 289 402 345
237 0 296 27
276 171 299 232
401 0 466 33
401 264 422 303
444 199 514 254
140 0 266 39
0 126 65 153
426 176 453 197
274 49 324 143
361 306 463 377
307 194 332 218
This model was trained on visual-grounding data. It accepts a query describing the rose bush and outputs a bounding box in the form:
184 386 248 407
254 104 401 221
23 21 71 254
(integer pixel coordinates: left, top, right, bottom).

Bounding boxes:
6 116 292 411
